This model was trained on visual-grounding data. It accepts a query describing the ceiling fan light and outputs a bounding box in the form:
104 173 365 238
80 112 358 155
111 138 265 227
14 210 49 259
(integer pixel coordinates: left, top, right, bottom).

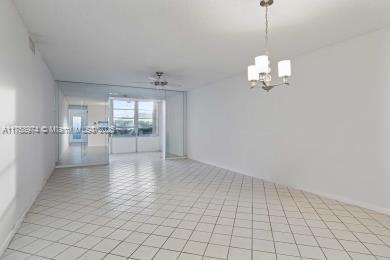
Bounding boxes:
248 65 259 81
278 60 291 77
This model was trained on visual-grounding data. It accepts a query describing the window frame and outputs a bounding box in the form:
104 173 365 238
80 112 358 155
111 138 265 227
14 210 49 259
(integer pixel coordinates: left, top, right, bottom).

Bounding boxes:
111 98 136 136
110 98 158 137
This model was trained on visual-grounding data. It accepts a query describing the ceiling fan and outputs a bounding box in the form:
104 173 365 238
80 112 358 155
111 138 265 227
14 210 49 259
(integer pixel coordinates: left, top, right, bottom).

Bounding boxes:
149 72 168 87
131 72 182 88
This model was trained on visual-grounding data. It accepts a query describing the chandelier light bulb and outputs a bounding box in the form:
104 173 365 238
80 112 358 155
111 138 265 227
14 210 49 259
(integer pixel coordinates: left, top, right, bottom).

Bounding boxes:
255 55 270 74
247 65 259 81
278 60 291 77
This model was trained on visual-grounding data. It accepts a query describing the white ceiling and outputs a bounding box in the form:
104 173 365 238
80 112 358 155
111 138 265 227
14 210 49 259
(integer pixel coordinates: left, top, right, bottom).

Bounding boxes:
14 0 390 90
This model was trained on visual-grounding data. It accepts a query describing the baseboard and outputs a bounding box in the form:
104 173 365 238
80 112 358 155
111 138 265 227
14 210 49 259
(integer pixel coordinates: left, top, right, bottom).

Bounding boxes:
186 157 245 177
289 186 390 216
188 157 390 216
0 166 54 257
0 207 27 257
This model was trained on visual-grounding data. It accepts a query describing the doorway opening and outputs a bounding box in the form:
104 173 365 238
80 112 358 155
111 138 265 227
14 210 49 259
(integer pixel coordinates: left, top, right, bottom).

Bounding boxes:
69 106 87 143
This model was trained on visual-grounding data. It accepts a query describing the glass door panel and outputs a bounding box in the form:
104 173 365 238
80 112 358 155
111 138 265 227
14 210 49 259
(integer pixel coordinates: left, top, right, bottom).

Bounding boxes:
164 91 186 159
56 82 109 167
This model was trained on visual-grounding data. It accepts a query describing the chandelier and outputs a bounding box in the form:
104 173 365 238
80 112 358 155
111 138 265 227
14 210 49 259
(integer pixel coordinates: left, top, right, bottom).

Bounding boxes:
248 0 292 92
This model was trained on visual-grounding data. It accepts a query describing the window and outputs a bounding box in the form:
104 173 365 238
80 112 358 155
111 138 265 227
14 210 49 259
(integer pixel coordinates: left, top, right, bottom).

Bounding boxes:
137 101 155 136
111 99 158 137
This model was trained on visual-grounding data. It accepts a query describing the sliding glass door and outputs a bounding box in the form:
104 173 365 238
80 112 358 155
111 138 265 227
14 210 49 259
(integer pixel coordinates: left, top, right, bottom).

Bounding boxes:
56 81 186 163
110 98 161 153
164 91 186 159
56 82 110 167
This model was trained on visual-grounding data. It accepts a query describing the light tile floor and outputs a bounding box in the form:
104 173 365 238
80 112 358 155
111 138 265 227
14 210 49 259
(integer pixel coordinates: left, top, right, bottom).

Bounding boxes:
57 144 109 167
2 153 390 260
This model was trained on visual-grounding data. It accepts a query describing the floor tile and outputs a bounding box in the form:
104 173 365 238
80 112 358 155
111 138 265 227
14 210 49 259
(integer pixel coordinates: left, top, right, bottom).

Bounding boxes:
19 239 52 254
55 246 87 260
76 235 103 249
339 240 371 254
189 231 211 243
253 250 277 260
209 233 231 246
204 244 229 258
78 250 106 260
228 247 251 260
103 254 127 260
153 249 180 260
110 241 138 257
36 242 68 258
2 153 390 260
162 237 187 251
316 237 344 250
322 248 352 259
171 229 192 240
298 245 326 259
59 233 86 245
130 245 159 260
178 252 202 260
364 243 390 257
142 234 167 248
1 251 31 260
273 231 295 243
275 242 300 257
230 236 251 249
125 232 148 244
8 236 38 250
93 238 120 253
253 238 275 253
183 241 207 255
349 252 377 260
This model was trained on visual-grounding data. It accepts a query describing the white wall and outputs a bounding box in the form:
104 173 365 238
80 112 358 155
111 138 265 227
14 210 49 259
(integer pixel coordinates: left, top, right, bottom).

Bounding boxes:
187 27 390 213
0 0 57 255
111 137 161 154
111 137 137 153
137 137 161 152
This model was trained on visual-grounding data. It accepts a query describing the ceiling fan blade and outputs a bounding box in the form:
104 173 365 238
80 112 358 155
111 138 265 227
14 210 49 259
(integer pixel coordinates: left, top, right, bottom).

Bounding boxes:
166 82 182 88
127 81 152 84
148 76 157 81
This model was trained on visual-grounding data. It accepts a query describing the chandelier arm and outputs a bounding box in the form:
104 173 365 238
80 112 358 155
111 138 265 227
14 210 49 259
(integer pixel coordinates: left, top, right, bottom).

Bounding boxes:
259 80 289 88
261 81 289 91
260 80 269 88
262 85 274 92
272 82 289 87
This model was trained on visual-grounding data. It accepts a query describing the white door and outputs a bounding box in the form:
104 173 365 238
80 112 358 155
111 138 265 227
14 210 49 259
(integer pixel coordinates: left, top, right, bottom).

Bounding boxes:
69 108 88 143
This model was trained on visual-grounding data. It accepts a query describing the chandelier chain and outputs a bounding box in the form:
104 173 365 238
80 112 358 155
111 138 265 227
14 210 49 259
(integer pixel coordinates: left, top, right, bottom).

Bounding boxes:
265 4 269 53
